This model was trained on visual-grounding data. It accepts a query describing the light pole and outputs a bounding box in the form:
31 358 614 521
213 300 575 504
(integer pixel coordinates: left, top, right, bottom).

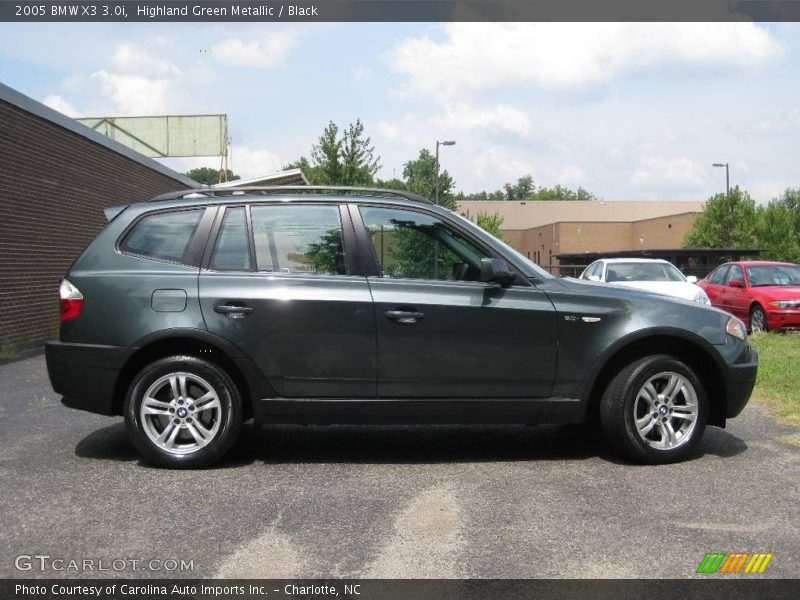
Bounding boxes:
713 162 731 246
435 140 456 204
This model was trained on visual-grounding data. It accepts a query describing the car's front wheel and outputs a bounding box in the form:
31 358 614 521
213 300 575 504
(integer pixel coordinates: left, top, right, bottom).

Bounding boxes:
750 305 768 333
124 355 242 468
600 355 708 464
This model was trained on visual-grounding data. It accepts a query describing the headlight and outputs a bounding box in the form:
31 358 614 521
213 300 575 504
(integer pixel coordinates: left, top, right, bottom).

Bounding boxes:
726 317 747 341
693 289 711 304
769 300 800 309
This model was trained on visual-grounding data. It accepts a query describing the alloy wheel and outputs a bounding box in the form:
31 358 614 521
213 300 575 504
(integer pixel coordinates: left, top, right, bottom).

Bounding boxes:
633 371 699 451
139 372 222 455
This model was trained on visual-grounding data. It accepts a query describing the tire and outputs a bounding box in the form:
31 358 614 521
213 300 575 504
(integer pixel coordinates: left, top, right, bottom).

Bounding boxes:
124 355 242 468
600 355 708 464
749 305 768 334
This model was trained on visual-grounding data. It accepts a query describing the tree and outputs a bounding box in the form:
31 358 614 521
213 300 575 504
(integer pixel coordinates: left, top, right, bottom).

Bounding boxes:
460 210 506 241
475 212 506 240
309 121 343 184
402 149 456 209
374 177 408 191
754 200 800 263
456 176 596 202
286 119 381 186
186 167 240 186
341 119 381 186
683 187 758 249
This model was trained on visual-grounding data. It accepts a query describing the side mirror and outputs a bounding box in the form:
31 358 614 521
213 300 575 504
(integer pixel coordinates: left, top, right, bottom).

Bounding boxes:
480 258 514 287
587 275 601 282
686 275 698 284
729 279 742 288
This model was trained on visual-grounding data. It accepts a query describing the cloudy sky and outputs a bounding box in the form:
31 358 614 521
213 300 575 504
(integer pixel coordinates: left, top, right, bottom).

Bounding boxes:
1 22 799 201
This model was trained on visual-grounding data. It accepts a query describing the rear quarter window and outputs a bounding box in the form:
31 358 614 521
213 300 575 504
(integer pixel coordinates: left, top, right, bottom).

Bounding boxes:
120 209 203 263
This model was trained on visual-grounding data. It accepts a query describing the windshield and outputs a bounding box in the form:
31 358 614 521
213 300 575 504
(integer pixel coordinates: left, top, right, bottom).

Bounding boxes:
746 264 800 287
605 262 686 283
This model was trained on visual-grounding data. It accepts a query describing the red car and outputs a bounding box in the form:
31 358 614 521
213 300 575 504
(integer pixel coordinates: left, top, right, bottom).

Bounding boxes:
698 261 800 332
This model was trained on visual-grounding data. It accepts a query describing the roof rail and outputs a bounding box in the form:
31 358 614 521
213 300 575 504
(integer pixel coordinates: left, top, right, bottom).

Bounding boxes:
147 185 432 204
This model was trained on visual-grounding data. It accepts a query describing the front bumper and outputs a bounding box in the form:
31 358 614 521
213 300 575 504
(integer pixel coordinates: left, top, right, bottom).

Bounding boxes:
766 309 800 331
722 348 758 418
45 341 133 416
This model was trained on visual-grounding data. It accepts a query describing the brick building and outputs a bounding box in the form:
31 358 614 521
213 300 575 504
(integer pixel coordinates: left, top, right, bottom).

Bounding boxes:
0 83 197 352
459 199 704 273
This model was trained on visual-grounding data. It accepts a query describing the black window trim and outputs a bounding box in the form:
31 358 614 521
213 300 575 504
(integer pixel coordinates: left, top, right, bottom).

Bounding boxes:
202 201 356 278
348 202 531 287
203 205 256 273
116 205 213 268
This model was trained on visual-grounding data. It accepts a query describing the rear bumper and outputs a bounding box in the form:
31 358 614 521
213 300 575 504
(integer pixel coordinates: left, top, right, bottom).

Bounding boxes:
722 348 758 418
45 341 132 416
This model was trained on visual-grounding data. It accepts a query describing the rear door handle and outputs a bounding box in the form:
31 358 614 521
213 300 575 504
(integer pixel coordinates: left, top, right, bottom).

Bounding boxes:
214 303 254 318
385 310 425 324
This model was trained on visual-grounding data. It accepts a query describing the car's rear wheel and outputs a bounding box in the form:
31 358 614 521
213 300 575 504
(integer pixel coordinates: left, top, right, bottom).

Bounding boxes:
750 305 768 333
124 355 242 468
600 355 708 464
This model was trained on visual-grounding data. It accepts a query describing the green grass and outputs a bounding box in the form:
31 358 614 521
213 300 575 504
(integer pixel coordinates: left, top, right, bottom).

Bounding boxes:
749 332 800 426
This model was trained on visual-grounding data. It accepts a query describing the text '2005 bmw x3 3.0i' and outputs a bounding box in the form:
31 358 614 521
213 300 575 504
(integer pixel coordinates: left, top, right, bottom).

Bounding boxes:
46 186 758 468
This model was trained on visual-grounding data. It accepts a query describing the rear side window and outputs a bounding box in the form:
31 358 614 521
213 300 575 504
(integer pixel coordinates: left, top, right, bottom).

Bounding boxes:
120 209 203 263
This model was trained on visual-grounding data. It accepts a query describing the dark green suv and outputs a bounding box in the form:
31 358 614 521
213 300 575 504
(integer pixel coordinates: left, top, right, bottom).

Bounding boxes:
46 186 757 468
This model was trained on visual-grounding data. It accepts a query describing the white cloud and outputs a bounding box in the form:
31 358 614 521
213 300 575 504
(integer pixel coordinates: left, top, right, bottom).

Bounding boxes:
376 102 533 151
111 42 181 78
375 118 429 147
471 146 536 181
732 108 800 136
387 23 783 97
749 180 792 205
229 145 285 179
90 71 174 115
629 155 708 188
351 65 371 80
42 95 83 117
432 103 532 137
212 30 303 69
557 166 586 185
81 43 183 115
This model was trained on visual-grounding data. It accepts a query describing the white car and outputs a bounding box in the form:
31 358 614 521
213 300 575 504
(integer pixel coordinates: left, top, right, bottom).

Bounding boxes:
579 258 711 304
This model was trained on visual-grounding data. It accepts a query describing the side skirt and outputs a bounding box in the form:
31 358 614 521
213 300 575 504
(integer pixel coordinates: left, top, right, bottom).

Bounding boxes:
253 397 586 426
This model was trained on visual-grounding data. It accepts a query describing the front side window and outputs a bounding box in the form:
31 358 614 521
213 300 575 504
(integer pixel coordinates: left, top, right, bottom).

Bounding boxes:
120 209 203 263
250 205 346 275
359 207 490 281
725 265 744 285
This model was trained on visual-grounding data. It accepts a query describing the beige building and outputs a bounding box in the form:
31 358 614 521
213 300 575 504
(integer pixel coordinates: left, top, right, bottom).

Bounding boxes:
458 200 704 272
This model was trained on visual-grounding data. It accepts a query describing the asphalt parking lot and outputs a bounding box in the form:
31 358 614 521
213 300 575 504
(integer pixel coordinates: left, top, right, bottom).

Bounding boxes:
1 352 798 579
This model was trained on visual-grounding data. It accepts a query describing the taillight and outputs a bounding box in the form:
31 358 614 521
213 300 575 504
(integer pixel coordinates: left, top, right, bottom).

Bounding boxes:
59 278 84 321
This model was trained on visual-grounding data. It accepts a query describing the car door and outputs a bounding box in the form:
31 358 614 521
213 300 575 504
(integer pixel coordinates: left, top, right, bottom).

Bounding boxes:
353 204 558 398
702 264 729 307
721 263 749 319
199 203 376 398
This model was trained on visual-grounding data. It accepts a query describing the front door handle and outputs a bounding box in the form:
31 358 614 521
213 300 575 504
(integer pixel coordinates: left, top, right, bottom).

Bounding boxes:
214 303 254 319
385 310 425 324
